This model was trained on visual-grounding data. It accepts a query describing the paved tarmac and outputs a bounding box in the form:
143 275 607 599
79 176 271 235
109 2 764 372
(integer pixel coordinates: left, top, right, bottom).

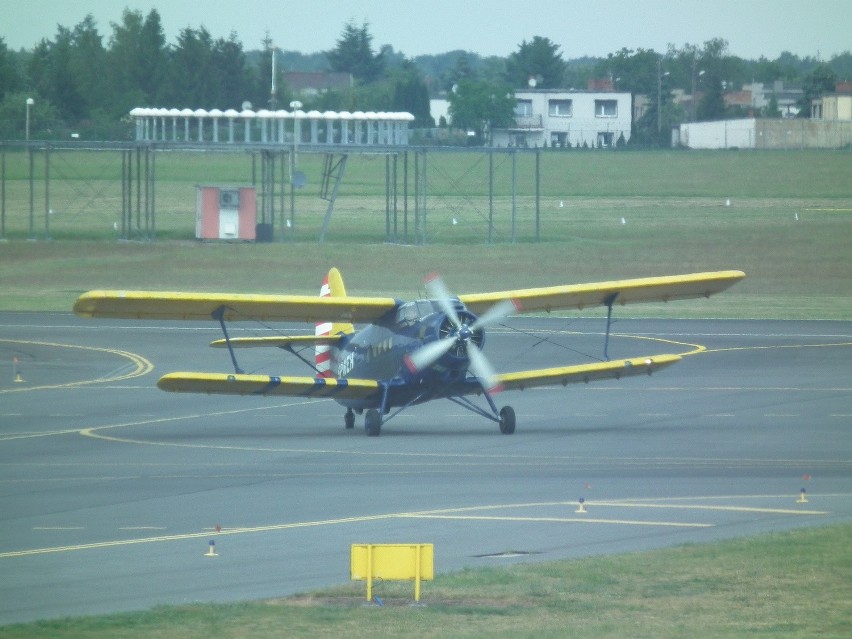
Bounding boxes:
1 312 850 624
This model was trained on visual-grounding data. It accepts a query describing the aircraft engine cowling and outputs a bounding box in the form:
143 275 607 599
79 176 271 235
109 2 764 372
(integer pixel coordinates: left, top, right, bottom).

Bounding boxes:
403 272 518 395
437 311 484 359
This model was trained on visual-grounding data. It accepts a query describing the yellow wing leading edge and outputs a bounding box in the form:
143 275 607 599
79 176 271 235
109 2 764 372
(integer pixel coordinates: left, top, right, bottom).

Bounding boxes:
157 372 380 399
459 270 745 315
73 291 399 323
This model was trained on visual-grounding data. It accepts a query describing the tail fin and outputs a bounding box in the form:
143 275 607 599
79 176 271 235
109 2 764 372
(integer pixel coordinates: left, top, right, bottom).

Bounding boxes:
315 267 354 378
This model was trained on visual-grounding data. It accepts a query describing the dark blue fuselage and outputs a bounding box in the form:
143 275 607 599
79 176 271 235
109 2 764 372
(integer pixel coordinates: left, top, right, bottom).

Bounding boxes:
333 300 481 411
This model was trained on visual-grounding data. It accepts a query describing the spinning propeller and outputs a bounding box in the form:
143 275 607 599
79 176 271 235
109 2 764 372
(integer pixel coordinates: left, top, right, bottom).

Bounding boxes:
404 273 520 394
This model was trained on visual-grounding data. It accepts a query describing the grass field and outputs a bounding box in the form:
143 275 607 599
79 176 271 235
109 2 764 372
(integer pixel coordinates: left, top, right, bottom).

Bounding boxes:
2 523 849 638
2 149 850 317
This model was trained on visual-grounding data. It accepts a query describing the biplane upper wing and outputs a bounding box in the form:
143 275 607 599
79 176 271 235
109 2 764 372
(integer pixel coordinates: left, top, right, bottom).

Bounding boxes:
458 270 745 315
73 291 399 323
491 353 682 393
157 372 380 399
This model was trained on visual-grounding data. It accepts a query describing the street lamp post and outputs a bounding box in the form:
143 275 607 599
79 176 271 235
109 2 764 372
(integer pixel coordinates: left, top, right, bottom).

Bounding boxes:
691 58 705 121
25 98 34 141
288 100 302 235
656 59 670 137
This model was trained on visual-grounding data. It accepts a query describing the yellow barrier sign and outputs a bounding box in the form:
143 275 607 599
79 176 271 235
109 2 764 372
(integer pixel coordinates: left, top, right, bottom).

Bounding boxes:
350 543 434 602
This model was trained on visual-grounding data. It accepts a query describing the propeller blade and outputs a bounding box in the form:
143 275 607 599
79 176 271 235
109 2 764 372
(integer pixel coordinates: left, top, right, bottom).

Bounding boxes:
424 272 462 328
404 335 455 373
466 341 503 395
470 298 520 331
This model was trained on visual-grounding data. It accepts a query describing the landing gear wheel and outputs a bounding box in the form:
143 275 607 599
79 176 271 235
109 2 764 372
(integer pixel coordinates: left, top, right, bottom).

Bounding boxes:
498 406 516 434
365 409 382 437
344 409 355 430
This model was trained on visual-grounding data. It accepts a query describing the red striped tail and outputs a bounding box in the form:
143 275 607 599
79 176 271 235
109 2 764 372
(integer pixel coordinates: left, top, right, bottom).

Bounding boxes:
315 268 353 378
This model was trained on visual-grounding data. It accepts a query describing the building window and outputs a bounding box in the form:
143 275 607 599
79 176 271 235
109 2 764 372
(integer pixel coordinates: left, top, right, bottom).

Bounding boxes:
550 131 568 147
548 99 572 117
597 132 614 147
514 100 533 117
595 99 617 117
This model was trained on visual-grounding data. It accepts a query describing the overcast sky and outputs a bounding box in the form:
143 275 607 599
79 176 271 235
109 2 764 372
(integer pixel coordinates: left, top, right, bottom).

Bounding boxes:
4 0 850 60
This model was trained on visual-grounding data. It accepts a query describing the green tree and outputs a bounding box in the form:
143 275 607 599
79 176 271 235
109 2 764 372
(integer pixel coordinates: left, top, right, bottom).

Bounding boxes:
0 37 23 102
106 9 168 113
763 94 780 118
389 60 432 126
696 71 726 121
326 21 385 84
447 78 515 144
595 48 659 95
165 27 249 108
505 36 565 88
68 15 108 114
797 63 837 117
212 33 251 108
0 91 62 139
28 28 85 124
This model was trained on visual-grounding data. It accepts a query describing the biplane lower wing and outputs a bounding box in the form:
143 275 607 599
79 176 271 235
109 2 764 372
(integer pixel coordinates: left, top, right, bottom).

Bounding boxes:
156 354 681 403
157 372 380 399
209 335 343 349
493 353 682 392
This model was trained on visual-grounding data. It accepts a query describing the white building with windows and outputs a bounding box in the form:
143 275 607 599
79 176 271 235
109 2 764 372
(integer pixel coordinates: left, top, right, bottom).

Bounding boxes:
492 90 632 148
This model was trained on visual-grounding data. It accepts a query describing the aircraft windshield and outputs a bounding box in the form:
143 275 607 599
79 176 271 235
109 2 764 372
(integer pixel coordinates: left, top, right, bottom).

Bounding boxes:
396 301 436 325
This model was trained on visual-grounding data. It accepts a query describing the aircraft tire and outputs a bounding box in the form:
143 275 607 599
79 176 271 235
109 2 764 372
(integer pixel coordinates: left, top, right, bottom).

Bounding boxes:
365 409 382 437
499 406 516 434
344 409 355 429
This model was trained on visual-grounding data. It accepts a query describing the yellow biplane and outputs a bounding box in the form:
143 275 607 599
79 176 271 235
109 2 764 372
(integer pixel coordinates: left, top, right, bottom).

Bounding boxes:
74 268 744 436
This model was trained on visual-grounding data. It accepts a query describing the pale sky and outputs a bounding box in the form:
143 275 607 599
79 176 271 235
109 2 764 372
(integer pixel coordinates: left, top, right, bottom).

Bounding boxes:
4 0 850 60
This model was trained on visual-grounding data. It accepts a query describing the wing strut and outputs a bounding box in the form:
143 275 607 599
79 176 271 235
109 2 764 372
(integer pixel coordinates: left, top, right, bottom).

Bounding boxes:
212 306 244 374
283 344 325 377
603 292 618 361
445 391 501 423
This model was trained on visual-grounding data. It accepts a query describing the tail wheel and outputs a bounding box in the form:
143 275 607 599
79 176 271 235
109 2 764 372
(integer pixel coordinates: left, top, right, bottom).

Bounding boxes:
344 409 355 430
499 406 516 434
365 409 382 437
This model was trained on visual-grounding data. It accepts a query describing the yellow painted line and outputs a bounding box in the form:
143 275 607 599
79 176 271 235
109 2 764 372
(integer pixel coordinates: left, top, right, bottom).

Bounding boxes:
701 341 852 354
588 502 828 516
0 339 153 394
397 514 711 528
0 513 401 559
599 332 706 356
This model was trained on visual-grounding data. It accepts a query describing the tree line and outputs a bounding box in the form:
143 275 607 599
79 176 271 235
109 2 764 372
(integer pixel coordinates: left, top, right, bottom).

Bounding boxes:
0 7 849 145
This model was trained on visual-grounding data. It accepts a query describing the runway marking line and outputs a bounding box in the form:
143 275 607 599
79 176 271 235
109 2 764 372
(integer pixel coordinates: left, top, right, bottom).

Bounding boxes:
397 514 711 528
1 496 836 560
0 339 153 394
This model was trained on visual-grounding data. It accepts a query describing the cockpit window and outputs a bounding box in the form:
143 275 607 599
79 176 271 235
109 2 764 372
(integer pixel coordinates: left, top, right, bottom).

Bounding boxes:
396 300 438 325
396 302 419 325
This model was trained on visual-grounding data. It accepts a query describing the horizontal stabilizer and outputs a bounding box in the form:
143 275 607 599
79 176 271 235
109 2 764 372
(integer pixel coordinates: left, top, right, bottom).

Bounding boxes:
157 372 379 399
495 354 682 392
210 335 343 349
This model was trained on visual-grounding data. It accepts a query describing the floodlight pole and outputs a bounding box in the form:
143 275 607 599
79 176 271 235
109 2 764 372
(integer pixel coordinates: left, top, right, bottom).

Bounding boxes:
289 100 302 235
656 59 670 141
25 98 34 141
